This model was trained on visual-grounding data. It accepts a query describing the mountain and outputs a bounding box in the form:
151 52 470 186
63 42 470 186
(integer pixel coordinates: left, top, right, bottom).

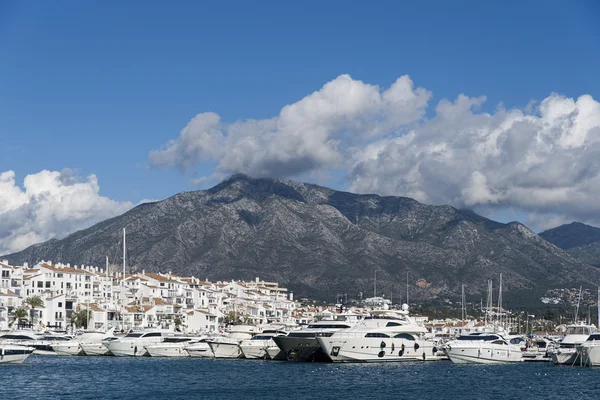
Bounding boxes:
4 174 599 303
539 222 600 267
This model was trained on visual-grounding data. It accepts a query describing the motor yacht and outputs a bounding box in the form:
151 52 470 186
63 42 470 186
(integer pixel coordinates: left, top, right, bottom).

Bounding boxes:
239 331 286 359
185 338 214 358
273 314 362 362
0 344 35 364
576 333 600 367
106 331 171 357
52 329 116 356
549 324 596 365
317 306 440 363
207 325 259 358
146 337 201 357
521 337 555 362
444 332 523 364
0 331 73 355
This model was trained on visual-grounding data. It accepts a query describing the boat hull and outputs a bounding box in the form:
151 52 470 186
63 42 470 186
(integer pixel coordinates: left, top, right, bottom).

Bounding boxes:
146 345 189 357
318 337 442 363
272 336 328 362
52 342 83 356
80 342 111 356
0 346 35 364
106 341 150 357
550 349 578 365
207 341 242 359
445 344 522 364
185 343 213 358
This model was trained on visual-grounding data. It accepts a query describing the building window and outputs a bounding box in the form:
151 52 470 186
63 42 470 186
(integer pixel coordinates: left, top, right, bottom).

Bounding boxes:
37 281 43 288
58 302 62 307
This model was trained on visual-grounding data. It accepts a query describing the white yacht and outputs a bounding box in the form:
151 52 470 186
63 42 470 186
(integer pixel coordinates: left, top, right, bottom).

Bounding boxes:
81 337 119 356
106 331 170 357
273 314 362 362
239 331 285 359
0 344 35 364
549 324 596 365
522 337 555 362
52 329 116 356
576 333 600 367
185 338 214 358
444 332 523 364
146 337 201 357
0 331 73 355
317 306 440 363
207 325 259 359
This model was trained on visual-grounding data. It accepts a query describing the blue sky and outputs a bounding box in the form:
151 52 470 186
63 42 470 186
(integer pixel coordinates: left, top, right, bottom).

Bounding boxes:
1 0 599 253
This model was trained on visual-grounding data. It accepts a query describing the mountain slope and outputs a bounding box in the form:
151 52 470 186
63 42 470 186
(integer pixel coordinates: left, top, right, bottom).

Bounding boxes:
4 174 599 301
539 222 600 267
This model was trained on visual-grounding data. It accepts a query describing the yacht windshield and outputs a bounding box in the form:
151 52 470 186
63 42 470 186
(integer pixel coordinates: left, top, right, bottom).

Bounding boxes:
125 333 144 338
565 326 591 335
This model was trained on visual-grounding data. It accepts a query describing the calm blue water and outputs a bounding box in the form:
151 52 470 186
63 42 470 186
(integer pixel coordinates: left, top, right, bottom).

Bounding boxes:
3 356 598 400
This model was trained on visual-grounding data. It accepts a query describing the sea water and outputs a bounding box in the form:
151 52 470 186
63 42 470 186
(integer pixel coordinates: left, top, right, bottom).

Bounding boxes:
3 356 599 399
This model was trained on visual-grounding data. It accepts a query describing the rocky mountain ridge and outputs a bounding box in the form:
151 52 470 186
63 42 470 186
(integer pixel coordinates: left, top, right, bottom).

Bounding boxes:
539 222 600 267
4 174 599 303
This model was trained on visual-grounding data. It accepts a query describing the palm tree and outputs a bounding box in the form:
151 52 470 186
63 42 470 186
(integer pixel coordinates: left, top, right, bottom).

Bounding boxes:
69 309 92 330
10 308 29 328
25 295 45 327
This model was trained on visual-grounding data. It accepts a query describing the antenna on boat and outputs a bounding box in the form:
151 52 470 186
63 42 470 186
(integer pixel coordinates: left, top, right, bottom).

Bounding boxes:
597 287 600 328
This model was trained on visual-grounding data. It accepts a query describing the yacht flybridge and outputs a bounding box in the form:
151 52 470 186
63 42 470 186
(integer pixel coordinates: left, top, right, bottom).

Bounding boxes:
317 305 441 363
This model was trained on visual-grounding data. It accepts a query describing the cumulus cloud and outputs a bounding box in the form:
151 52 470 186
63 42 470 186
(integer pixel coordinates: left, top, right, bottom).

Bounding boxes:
0 169 133 254
150 74 600 231
149 74 431 178
350 93 600 230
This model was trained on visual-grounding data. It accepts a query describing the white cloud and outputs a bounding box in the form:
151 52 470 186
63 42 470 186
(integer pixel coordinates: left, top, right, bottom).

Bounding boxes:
150 74 600 231
350 92 600 230
149 74 431 178
0 169 133 254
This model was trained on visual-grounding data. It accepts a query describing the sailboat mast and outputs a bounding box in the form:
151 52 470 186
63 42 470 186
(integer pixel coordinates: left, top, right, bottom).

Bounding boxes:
597 287 600 328
497 274 503 328
374 270 377 299
461 284 465 321
406 271 409 306
575 286 582 323
123 228 126 281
